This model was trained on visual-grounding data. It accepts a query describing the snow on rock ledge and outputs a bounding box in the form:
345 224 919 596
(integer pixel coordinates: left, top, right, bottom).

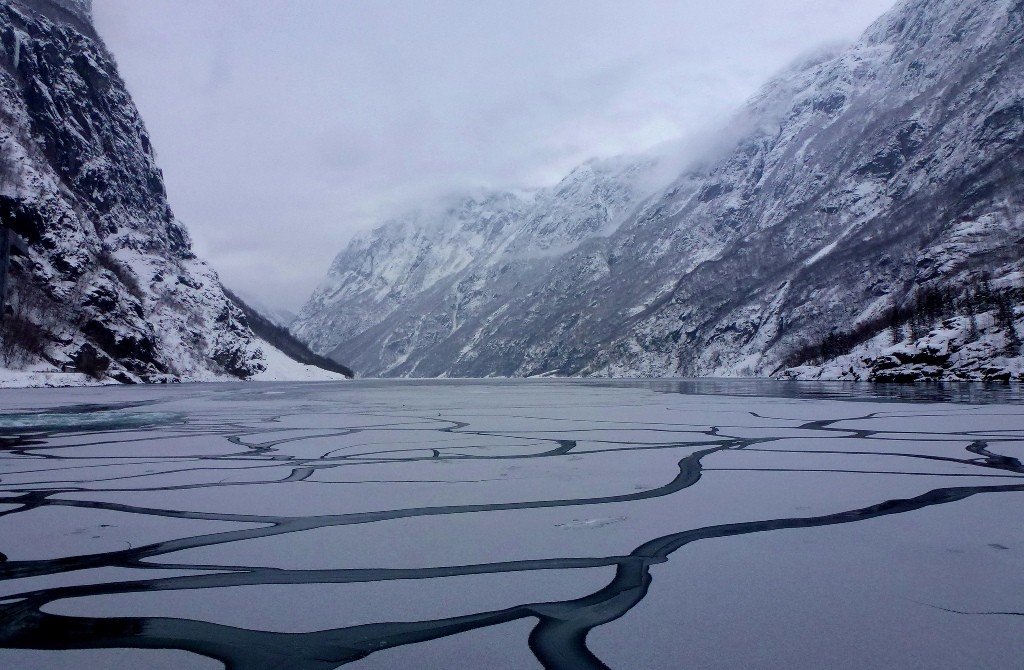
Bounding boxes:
782 313 1023 382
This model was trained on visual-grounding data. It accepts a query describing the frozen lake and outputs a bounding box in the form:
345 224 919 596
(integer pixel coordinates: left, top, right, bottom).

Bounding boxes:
0 379 1022 669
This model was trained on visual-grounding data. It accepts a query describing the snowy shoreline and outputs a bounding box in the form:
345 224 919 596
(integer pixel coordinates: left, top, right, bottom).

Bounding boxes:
0 338 348 388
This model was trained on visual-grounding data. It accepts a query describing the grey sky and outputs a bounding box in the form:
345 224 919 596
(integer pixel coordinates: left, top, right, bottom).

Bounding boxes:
92 0 898 311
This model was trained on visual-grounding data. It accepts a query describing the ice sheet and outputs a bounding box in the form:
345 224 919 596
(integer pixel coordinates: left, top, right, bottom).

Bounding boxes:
0 379 1021 668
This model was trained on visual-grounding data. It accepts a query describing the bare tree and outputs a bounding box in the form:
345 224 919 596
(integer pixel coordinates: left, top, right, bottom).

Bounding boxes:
0 266 53 367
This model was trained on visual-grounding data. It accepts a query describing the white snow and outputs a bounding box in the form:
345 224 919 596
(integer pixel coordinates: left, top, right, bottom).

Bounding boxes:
247 338 349 382
803 239 840 267
0 339 346 387
0 362 116 388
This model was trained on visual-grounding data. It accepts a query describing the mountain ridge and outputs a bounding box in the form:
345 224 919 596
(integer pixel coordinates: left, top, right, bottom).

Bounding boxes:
0 0 349 383
294 0 1023 381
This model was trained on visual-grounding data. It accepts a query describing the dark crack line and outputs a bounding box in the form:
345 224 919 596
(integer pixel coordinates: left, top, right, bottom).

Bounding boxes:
912 600 1024 617
705 467 1024 478
0 446 722 582
2 483 1021 670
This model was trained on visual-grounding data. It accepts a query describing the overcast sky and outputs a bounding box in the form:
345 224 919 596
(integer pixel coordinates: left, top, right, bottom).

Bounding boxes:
92 0 898 312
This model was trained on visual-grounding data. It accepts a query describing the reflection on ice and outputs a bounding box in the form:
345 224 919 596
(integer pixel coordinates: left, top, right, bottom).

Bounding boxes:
0 379 1022 668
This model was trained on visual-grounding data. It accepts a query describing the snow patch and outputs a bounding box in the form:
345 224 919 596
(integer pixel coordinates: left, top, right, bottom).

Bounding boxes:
249 339 348 382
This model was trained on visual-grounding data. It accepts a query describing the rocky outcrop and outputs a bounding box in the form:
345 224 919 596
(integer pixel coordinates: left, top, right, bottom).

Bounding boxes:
783 310 1022 382
293 157 659 376
0 0 265 381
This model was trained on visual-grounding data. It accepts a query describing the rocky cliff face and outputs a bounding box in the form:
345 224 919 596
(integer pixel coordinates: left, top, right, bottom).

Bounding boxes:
293 157 661 376
296 0 1024 380
0 0 265 381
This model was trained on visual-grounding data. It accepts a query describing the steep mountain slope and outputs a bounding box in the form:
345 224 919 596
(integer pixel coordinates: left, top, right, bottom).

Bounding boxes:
293 157 660 376
592 0 1024 379
0 0 265 382
297 0 1023 380
224 287 353 378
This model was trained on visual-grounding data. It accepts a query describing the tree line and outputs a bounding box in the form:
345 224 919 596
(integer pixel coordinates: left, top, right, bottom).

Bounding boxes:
784 274 1022 368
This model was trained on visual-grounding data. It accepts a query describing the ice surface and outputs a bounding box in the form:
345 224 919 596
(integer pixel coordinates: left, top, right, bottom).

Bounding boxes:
0 379 1021 668
0 648 221 670
590 493 1024 669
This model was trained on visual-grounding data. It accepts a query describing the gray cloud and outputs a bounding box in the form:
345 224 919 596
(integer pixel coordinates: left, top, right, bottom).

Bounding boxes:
92 0 897 311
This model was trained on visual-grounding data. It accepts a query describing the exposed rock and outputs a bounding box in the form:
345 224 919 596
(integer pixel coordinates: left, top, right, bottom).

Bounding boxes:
783 312 1023 382
0 0 265 381
295 0 1024 380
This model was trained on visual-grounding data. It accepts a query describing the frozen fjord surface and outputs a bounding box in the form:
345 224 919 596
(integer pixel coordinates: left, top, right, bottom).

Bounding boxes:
0 379 1021 669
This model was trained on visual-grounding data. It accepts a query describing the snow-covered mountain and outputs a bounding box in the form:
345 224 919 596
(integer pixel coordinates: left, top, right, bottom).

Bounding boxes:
296 0 1024 380
293 156 662 376
0 0 280 382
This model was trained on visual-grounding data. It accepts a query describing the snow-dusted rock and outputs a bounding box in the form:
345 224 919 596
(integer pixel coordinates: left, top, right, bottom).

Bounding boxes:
298 0 1024 380
784 312 1023 382
293 157 661 376
0 0 265 382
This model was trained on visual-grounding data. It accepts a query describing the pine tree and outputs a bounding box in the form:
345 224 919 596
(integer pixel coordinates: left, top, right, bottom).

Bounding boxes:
888 309 903 345
965 288 979 340
996 293 1020 356
978 272 994 310
909 288 928 341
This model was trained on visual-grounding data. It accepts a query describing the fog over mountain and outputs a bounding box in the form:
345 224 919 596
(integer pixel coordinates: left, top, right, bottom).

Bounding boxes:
2 0 1018 385
91 0 897 311
294 0 1024 382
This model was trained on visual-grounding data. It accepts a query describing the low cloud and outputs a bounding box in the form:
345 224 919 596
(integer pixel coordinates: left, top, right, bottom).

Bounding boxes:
92 0 897 310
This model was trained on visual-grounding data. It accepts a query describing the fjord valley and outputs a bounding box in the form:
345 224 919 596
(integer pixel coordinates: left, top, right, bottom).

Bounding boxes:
1 2 1023 669
0 0 1020 385
295 0 1024 383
